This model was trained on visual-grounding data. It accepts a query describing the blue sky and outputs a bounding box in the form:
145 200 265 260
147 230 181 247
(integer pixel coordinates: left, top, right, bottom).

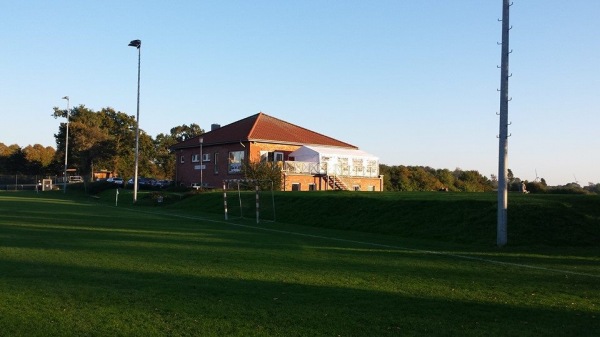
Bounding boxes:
1 1 598 185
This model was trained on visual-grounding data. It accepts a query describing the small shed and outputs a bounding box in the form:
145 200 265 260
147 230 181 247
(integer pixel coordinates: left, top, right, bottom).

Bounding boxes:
288 145 379 177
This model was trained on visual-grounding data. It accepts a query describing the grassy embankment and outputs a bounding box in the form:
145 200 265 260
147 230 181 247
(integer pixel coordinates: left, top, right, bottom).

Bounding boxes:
154 189 600 247
0 190 598 336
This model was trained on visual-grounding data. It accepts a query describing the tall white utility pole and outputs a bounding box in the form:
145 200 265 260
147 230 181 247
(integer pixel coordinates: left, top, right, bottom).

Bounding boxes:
497 0 512 247
128 39 141 203
62 96 70 193
200 137 204 189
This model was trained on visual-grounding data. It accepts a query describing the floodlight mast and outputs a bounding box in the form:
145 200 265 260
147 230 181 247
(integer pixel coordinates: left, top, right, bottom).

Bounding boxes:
62 96 70 193
497 0 511 247
128 39 141 203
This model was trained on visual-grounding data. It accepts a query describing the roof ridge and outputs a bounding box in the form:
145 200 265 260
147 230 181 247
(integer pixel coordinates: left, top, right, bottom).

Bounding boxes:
248 113 356 148
247 112 264 139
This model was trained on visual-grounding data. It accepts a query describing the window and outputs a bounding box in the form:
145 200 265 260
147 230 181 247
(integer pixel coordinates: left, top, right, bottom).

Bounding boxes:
180 155 185 163
291 183 301 191
261 151 284 162
338 157 349 175
367 185 375 191
191 154 200 163
308 183 316 191
366 160 378 176
214 153 219 174
228 151 244 173
353 158 364 175
274 152 284 162
203 153 211 162
353 185 361 191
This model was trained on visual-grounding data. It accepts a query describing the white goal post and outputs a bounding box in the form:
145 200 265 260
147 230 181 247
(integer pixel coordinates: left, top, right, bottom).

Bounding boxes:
222 179 276 223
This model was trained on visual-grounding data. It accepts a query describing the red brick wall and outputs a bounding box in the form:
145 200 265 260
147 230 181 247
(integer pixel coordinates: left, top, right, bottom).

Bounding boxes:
282 174 383 191
175 143 246 188
176 142 383 192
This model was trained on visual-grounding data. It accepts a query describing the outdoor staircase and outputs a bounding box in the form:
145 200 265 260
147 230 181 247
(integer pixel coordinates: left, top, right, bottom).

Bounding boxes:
326 175 349 191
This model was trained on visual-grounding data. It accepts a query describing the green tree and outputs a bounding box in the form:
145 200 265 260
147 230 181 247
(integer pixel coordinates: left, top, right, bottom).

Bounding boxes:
170 124 203 142
525 181 547 193
53 105 139 181
0 143 19 173
4 147 28 174
23 144 56 175
154 124 204 180
435 169 456 191
242 160 282 191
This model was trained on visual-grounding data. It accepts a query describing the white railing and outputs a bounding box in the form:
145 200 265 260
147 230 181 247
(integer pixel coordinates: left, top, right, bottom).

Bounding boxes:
283 161 379 178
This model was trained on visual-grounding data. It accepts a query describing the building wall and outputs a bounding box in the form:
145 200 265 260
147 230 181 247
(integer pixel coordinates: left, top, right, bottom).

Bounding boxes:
175 143 247 188
248 142 302 162
283 173 383 192
176 142 383 192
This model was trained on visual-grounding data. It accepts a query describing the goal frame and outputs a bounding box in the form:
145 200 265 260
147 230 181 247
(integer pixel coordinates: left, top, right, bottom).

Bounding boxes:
222 179 276 223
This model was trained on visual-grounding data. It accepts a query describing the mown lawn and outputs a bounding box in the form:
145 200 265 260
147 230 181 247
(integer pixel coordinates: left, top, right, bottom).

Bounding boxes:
0 191 598 336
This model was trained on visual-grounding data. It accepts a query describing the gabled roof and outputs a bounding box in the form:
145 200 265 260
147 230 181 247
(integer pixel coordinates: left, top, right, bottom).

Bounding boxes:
171 112 357 150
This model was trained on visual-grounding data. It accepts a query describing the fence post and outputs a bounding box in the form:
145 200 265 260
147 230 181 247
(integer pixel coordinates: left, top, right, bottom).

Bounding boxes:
223 182 228 220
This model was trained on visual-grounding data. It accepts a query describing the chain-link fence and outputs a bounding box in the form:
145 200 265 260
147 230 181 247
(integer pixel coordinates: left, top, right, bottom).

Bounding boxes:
0 174 60 191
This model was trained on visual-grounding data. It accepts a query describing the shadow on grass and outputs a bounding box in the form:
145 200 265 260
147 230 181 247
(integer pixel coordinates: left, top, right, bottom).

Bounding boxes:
1 257 598 337
1 232 599 337
1 192 599 336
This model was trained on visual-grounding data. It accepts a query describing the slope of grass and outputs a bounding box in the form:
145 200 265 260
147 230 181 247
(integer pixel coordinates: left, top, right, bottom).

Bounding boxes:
0 191 599 337
147 190 600 247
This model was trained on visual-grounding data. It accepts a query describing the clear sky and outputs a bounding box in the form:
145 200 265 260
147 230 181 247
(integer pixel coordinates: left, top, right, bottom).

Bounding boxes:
1 1 598 185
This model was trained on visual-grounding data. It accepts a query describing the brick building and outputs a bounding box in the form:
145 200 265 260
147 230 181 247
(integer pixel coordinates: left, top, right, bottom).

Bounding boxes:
171 112 382 191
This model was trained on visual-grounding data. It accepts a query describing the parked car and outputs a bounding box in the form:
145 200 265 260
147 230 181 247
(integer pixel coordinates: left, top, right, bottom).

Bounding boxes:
107 177 124 185
157 180 172 188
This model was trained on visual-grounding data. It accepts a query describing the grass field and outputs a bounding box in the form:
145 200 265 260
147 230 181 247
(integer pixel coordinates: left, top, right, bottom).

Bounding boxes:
0 190 598 336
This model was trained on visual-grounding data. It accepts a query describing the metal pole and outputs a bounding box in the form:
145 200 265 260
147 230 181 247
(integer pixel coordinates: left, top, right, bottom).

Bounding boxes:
238 181 243 218
223 181 228 220
271 180 276 222
62 96 70 193
497 0 511 247
255 184 259 224
200 137 204 189
129 40 142 203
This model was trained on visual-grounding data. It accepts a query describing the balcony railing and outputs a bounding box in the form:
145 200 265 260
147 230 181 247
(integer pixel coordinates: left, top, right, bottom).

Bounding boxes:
283 161 379 178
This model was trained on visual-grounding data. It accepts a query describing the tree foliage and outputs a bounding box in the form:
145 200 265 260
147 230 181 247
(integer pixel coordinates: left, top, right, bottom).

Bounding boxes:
154 124 204 179
241 160 282 191
0 143 56 175
380 165 494 192
52 105 163 180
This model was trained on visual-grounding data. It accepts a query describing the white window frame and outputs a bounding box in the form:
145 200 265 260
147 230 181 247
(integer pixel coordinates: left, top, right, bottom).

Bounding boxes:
191 154 200 163
203 153 211 162
261 151 285 163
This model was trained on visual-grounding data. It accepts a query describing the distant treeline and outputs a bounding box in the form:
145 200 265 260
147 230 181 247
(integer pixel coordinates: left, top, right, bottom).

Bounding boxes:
380 165 495 192
380 164 600 194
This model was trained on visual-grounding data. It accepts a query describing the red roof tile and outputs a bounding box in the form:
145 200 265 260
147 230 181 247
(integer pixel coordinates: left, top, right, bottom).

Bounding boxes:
172 112 357 149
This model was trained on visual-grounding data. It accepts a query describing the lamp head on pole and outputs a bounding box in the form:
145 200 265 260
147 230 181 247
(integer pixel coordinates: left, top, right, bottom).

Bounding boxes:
128 39 141 49
62 96 69 101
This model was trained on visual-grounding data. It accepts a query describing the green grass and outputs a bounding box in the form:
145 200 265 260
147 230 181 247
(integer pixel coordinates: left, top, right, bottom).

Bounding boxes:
160 190 600 247
0 191 599 336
